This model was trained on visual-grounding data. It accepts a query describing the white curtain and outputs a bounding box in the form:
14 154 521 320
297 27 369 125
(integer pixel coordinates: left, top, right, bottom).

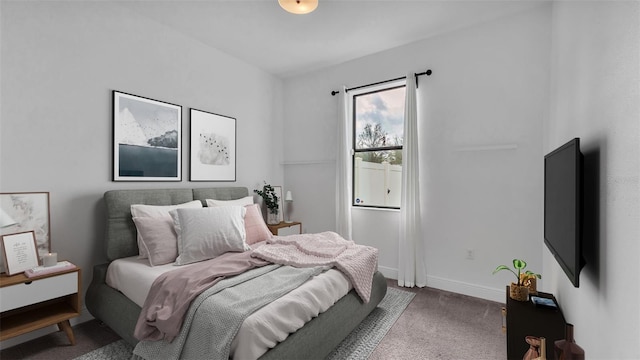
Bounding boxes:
398 74 426 288
335 86 353 240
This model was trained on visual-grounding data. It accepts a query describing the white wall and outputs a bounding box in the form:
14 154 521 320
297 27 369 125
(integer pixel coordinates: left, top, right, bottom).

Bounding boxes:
283 5 551 302
3 1 636 356
0 1 283 348
545 1 640 358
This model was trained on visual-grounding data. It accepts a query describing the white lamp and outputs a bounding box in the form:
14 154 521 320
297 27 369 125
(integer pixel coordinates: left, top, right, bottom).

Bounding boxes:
0 208 17 228
285 191 293 223
278 0 318 14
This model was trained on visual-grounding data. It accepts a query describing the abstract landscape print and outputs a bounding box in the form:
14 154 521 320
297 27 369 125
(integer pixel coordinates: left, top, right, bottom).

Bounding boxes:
0 192 50 273
189 109 236 181
113 91 182 181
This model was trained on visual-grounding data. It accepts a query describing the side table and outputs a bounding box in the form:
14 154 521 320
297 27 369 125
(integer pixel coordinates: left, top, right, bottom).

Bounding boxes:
267 221 302 236
0 266 81 345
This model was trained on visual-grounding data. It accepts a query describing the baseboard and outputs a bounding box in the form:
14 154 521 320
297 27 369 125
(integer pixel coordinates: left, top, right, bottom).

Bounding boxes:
380 267 505 303
377 265 397 280
0 306 94 350
425 275 505 303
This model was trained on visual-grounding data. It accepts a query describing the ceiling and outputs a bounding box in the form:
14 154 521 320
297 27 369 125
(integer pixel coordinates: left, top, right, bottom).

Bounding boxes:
116 0 546 78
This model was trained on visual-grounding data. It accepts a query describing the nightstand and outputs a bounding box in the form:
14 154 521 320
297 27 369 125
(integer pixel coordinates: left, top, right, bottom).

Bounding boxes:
268 221 302 236
0 266 81 345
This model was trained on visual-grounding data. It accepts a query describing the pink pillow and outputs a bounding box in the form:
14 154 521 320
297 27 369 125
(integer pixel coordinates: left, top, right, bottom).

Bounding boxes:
131 200 203 259
132 216 178 266
244 204 272 245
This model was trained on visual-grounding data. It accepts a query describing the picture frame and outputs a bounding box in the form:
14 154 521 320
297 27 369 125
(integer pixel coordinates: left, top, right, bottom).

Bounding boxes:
1 231 40 275
1 192 51 274
113 91 182 181
273 186 284 223
189 108 236 182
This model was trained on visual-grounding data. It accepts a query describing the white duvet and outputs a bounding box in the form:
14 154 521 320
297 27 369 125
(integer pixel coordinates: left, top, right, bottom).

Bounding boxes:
106 255 351 359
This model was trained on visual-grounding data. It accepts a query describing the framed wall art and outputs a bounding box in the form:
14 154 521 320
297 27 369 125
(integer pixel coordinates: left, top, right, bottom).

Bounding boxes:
0 192 50 273
2 231 39 275
113 91 182 181
189 109 236 182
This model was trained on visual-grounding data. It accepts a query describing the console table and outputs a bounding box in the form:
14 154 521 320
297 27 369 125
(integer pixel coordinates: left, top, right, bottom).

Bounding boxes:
505 286 566 359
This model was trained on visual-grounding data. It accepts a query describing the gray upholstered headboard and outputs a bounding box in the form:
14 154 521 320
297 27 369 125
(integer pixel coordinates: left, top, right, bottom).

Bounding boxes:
103 187 249 261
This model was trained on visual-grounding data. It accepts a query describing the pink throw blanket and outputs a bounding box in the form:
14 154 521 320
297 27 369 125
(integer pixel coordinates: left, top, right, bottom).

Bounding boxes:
134 251 270 342
251 231 378 303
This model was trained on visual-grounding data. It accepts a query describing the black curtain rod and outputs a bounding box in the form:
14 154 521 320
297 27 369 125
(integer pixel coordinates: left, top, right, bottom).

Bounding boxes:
331 69 432 96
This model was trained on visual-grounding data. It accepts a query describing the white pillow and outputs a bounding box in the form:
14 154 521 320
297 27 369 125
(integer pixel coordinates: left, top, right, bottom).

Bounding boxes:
170 206 249 266
131 200 203 259
205 196 253 207
131 200 203 217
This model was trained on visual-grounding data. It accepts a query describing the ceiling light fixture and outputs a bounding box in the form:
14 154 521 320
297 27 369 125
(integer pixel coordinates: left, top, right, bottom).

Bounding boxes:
278 0 318 14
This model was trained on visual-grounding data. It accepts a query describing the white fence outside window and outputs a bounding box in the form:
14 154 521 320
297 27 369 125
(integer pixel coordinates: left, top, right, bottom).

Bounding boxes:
353 157 402 208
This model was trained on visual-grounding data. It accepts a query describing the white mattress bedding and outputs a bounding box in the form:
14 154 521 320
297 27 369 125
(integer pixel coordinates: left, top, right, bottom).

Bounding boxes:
106 255 351 359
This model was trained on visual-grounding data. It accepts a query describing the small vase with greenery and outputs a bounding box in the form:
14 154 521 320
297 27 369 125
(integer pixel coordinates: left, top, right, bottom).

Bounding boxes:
254 182 279 225
493 259 541 301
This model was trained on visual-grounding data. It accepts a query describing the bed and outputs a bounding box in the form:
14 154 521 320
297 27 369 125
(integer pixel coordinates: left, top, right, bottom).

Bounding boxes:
85 187 387 360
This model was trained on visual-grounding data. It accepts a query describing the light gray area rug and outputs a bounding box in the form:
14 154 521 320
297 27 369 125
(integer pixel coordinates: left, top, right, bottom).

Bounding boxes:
326 287 415 359
72 339 133 360
73 287 415 360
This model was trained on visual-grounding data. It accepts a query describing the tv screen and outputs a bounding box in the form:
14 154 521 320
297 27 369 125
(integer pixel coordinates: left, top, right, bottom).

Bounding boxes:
544 138 583 287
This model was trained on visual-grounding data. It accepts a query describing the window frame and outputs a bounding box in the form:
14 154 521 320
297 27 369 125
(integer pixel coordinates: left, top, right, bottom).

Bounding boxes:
351 81 406 210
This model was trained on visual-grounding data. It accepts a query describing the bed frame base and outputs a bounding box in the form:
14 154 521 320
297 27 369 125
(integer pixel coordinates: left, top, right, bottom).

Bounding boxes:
86 265 387 359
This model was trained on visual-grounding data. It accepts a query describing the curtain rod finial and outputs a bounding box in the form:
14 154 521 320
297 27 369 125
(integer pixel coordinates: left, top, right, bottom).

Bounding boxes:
426 69 432 76
331 90 340 96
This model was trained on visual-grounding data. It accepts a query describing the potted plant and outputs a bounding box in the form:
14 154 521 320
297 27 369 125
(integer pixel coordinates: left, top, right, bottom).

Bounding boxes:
493 259 541 301
254 182 280 225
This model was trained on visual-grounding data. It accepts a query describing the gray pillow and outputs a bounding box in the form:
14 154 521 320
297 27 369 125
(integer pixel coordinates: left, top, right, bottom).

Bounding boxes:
170 207 249 266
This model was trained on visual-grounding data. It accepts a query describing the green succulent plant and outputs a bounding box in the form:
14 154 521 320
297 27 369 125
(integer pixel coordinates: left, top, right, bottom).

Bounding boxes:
254 182 279 214
492 259 541 286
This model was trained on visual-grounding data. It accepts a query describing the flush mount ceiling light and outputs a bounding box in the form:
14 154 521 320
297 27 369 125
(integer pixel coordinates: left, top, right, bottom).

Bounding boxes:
278 0 318 14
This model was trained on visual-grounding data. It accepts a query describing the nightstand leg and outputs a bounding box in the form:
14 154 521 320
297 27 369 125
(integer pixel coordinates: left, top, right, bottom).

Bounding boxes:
58 320 76 345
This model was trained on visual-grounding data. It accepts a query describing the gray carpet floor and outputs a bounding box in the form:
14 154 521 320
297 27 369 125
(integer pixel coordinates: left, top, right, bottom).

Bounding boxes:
0 279 507 359
370 282 506 359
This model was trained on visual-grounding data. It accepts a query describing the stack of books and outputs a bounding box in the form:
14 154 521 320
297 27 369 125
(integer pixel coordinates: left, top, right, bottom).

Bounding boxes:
25 261 76 278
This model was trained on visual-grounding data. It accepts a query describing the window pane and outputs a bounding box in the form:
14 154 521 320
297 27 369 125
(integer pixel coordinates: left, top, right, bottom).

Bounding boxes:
354 86 405 150
354 150 402 208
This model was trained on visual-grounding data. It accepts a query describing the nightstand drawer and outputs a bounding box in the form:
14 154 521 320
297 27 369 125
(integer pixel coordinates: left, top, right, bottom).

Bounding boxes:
0 272 78 312
277 224 301 236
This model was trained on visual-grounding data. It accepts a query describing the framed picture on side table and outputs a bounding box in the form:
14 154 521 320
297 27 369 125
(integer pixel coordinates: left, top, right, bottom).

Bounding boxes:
1 231 40 275
1 192 51 274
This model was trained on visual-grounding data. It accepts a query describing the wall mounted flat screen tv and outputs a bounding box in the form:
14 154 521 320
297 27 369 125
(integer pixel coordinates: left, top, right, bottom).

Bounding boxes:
544 138 584 287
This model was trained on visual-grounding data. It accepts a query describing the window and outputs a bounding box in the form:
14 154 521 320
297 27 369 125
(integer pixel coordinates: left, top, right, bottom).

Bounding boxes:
352 83 406 209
